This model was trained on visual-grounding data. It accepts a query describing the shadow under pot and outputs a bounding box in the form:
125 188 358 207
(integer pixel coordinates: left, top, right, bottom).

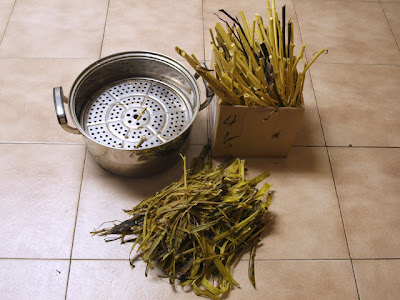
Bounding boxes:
53 51 213 177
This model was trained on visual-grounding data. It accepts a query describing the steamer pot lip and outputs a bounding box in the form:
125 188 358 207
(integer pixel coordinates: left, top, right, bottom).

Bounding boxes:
67 51 201 151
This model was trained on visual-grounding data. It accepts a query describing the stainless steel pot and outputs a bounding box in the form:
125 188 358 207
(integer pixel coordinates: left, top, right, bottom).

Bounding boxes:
53 51 213 176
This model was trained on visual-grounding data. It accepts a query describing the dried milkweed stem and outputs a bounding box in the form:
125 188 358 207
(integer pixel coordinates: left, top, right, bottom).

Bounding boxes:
92 145 273 299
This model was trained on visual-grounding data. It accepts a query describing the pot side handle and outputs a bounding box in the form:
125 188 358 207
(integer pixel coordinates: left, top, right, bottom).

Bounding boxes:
53 87 81 135
196 63 215 111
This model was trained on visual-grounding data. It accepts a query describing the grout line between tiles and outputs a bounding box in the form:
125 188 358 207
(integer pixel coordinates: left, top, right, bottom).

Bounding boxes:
99 0 111 59
352 257 400 260
293 1 360 298
292 13 357 295
0 56 100 60
325 147 361 300
351 257 400 261
0 142 85 145
322 0 387 1
0 56 202 62
292 145 326 148
0 258 71 261
299 0 383 1
0 55 189 61
292 0 327 147
0 0 16 47
291 0 309 63
293 145 400 149
249 258 351 261
1 256 400 261
0 143 397 149
202 0 206 62
380 1 400 52
314 61 400 67
326 145 400 149
68 258 352 262
64 148 87 300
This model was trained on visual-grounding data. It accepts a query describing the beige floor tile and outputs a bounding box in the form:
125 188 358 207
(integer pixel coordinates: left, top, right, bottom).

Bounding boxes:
231 260 358 300
101 0 203 61
293 72 325 146
329 148 400 258
67 259 196 300
72 146 202 259
215 147 348 259
294 0 400 64
296 0 378 2
0 0 14 41
67 259 358 300
0 259 69 299
311 63 400 147
382 3 400 46
203 0 304 61
353 260 400 300
0 58 94 143
0 0 108 58
0 144 85 258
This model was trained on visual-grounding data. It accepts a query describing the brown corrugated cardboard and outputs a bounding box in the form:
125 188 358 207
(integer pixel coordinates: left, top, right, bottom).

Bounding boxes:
209 99 304 157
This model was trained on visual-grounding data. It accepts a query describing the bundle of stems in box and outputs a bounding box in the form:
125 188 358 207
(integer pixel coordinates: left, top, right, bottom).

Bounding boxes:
176 0 327 107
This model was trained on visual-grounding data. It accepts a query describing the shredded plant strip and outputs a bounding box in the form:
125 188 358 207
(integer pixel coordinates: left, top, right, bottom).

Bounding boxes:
176 0 327 107
92 146 273 299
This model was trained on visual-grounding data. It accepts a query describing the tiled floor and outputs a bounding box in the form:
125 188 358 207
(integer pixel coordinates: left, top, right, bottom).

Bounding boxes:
0 0 399 299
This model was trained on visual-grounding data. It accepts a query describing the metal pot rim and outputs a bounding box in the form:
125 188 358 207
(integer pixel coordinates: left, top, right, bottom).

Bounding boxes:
68 51 201 152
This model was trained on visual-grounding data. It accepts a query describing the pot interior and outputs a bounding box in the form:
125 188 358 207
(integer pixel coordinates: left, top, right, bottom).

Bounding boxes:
68 52 200 150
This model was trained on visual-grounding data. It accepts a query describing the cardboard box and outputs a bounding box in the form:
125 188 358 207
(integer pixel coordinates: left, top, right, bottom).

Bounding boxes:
209 97 305 157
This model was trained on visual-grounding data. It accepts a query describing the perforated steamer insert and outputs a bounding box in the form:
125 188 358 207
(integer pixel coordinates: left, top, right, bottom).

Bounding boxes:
83 78 192 150
53 51 213 176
